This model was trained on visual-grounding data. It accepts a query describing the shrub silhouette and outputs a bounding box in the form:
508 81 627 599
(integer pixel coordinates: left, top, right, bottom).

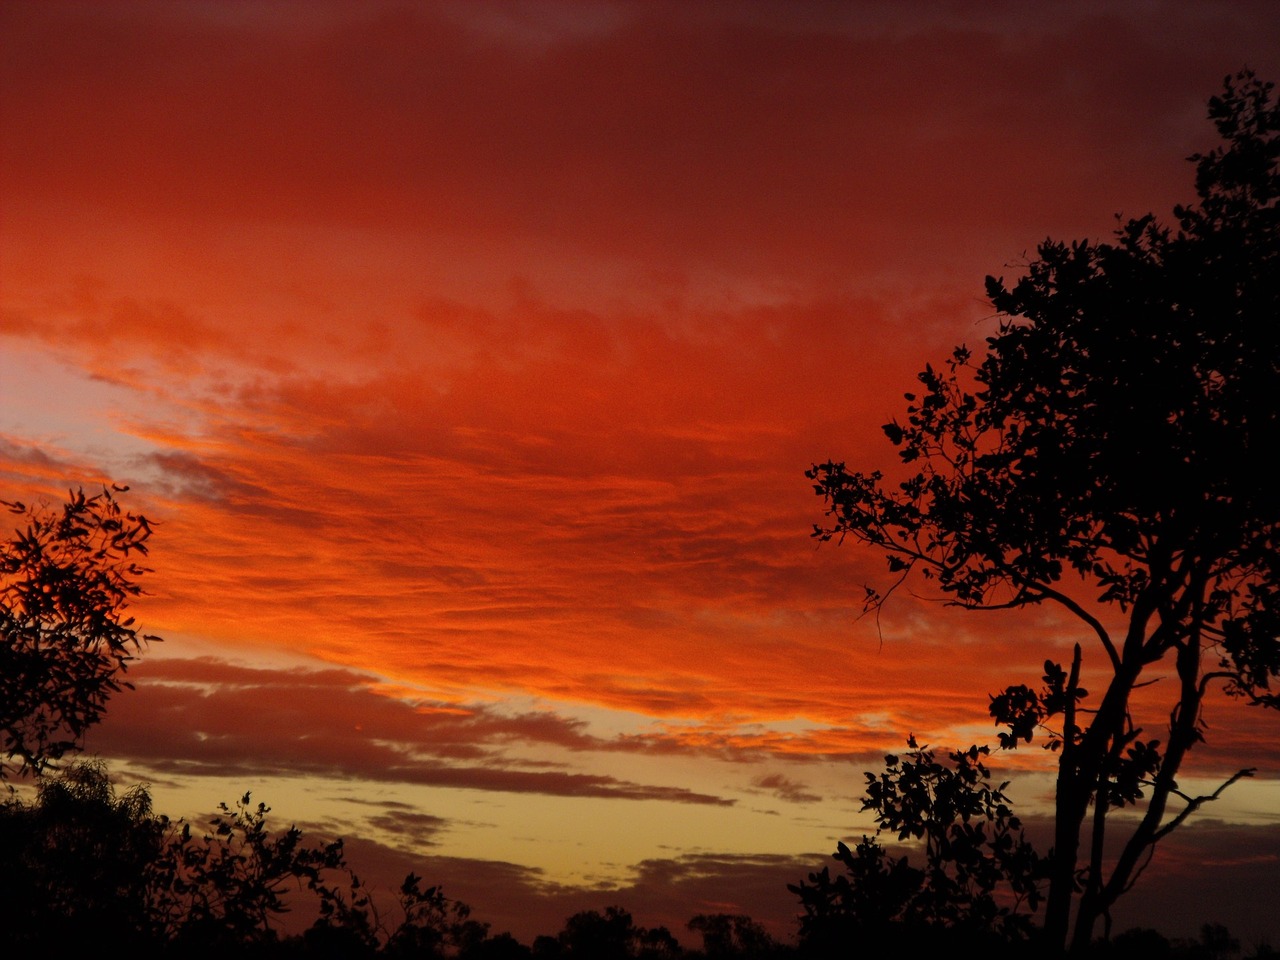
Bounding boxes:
790 738 1042 956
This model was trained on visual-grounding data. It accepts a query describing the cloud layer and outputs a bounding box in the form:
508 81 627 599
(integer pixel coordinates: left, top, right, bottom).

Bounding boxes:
4 0 1280 947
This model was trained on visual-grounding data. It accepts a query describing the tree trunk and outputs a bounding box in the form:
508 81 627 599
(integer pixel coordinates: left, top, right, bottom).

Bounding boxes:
1042 645 1084 953
1045 642 1148 955
1091 636 1204 926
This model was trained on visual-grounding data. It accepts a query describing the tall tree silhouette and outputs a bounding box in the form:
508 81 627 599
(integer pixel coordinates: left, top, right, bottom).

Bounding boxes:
807 69 1279 954
0 485 157 779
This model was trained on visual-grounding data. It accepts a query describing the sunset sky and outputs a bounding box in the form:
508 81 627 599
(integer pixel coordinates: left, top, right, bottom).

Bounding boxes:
2 0 1279 948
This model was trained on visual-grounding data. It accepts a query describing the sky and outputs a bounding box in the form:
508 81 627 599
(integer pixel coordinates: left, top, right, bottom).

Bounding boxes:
2 0 1279 949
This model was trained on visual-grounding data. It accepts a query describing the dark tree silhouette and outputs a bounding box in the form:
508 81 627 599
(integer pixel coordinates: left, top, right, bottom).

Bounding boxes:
543 907 680 960
0 761 354 954
379 871 490 959
1 485 158 779
149 791 352 954
459 931 535 960
789 738 1042 954
0 758 488 957
686 913 779 959
807 69 1279 955
0 758 167 953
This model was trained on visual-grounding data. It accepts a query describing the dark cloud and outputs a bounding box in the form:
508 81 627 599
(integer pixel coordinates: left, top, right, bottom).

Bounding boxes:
362 810 451 849
5 1 1279 288
230 810 1280 950
752 774 822 805
1105 820 1280 947
300 834 820 948
93 656 734 804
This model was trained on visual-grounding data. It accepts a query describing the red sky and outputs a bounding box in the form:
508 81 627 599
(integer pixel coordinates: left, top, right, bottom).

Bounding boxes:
2 0 1279 948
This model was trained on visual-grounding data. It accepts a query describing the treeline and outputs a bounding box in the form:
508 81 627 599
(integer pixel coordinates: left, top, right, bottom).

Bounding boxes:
0 758 1273 959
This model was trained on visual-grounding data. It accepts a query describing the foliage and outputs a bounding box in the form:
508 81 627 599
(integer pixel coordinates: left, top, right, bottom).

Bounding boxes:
381 871 491 958
806 69 1280 953
147 791 351 953
0 759 490 957
789 738 1042 954
687 913 779 959
0 757 168 952
459 931 535 960
0 485 158 779
536 907 681 960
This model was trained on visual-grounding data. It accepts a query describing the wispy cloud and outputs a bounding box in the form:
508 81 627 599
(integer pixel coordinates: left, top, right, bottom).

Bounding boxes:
94 657 743 803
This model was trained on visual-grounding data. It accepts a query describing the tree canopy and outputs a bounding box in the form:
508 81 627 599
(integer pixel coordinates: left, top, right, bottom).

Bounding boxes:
807 68 1280 954
1 485 158 779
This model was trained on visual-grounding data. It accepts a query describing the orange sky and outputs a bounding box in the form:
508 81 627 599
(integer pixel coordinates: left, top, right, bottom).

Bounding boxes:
3 0 1280 948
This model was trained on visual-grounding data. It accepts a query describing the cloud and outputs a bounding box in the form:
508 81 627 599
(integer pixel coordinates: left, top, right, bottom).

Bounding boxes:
7 7 1277 760
6 0 1278 296
751 774 822 805
92 656 738 804
192 807 1280 951
1088 819 1280 947
292 819 1280 951
94 648 1022 779
1 287 989 734
343 799 450 849
301 833 821 948
5 1 1280 946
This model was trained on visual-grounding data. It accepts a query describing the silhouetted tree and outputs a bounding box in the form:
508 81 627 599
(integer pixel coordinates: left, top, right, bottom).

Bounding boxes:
1 485 157 779
1091 927 1175 960
790 738 1041 954
807 69 1280 955
1188 923 1242 960
532 933 564 958
460 931 535 960
380 871 489 958
687 913 778 959
0 757 486 957
549 907 679 960
146 790 352 955
0 758 167 953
